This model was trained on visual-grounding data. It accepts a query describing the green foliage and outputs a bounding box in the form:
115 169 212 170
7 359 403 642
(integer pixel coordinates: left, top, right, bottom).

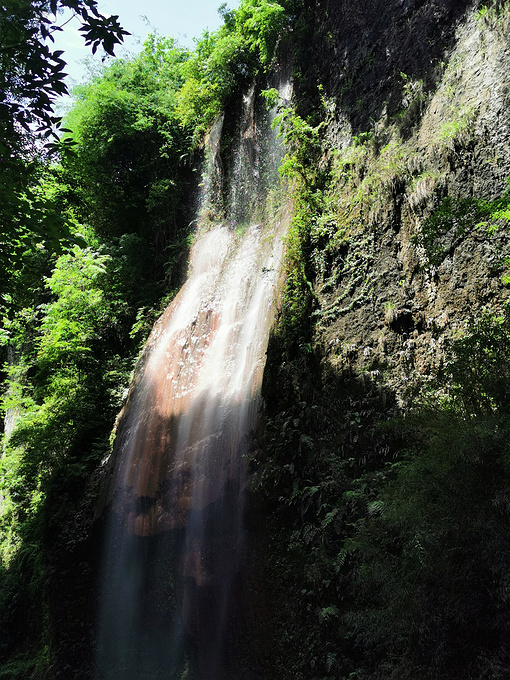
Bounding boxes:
395 72 426 133
0 228 152 674
478 4 489 19
0 160 79 312
439 104 477 143
236 0 287 64
3 245 119 515
0 0 129 301
445 306 510 413
0 0 128 145
325 133 412 243
418 183 510 267
476 0 505 24
275 196 315 353
176 28 248 139
274 105 324 185
176 0 290 144
269 105 328 356
65 35 190 247
261 86 280 108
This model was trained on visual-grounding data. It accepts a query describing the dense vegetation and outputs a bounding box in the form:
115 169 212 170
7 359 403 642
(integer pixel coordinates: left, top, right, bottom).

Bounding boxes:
262 302 510 679
0 1 294 677
2 0 510 678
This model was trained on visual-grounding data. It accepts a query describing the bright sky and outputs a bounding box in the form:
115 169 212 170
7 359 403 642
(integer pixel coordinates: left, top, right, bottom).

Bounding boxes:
52 0 239 93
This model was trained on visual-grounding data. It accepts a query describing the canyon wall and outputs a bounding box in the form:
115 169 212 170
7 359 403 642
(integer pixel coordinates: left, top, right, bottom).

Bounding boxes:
254 2 510 678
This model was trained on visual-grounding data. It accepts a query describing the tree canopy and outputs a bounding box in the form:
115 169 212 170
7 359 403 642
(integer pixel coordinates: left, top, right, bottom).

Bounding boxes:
0 0 129 311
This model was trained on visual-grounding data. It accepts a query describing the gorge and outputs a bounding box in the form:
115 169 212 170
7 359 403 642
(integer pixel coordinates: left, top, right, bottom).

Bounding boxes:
2 1 510 679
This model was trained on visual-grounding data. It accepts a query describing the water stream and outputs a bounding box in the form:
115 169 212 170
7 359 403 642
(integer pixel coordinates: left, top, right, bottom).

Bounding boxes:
96 82 290 679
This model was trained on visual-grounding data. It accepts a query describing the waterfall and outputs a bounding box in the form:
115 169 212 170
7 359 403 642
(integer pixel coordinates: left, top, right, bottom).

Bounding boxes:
96 80 290 680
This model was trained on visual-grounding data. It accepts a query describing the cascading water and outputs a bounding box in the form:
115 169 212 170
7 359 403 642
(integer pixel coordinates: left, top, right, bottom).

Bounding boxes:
96 79 290 680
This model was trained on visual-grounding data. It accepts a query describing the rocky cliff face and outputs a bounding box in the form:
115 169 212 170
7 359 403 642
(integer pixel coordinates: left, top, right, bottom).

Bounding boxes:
254 2 510 678
305 0 510 397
